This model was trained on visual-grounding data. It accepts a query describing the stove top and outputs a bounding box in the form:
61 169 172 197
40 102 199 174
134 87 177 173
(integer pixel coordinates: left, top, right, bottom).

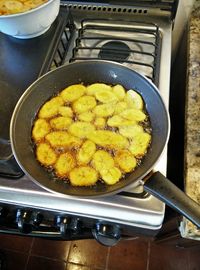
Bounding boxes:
0 4 173 231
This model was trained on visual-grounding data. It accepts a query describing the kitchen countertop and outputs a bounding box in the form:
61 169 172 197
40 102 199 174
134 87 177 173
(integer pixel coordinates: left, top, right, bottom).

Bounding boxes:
180 4 200 240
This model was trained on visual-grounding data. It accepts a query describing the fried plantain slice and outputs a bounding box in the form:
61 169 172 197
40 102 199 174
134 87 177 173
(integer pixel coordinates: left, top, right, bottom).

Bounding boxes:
94 117 106 129
114 149 137 173
124 90 144 110
36 143 57 166
119 108 146 122
93 103 115 117
100 167 122 185
60 84 86 102
86 83 112 96
112 84 126 100
38 96 64 119
45 131 82 148
50 116 72 130
126 90 144 110
32 118 50 142
54 152 76 178
77 140 96 165
92 150 114 172
73 95 96 114
58 106 73 118
69 166 98 186
107 115 137 127
95 90 118 104
69 121 95 139
113 101 128 115
129 132 151 157
88 130 129 149
78 111 95 122
118 124 144 138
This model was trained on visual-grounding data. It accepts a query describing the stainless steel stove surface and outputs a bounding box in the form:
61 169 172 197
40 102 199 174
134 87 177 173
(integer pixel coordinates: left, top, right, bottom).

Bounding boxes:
0 1 178 242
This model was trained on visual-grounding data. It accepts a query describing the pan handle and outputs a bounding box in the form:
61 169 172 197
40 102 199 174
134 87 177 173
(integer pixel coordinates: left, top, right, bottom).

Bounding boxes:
143 171 200 228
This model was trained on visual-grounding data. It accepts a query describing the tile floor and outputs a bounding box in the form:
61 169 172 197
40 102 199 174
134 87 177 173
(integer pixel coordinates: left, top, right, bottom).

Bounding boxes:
0 233 200 270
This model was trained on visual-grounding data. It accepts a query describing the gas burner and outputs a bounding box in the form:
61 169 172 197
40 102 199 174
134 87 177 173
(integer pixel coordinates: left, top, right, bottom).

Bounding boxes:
98 41 130 63
70 19 160 82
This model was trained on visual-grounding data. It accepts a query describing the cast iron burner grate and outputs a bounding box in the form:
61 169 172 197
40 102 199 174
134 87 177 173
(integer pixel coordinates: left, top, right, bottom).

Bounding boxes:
70 19 161 85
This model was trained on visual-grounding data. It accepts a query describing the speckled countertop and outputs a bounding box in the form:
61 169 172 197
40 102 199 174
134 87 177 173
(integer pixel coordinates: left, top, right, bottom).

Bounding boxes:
180 5 200 240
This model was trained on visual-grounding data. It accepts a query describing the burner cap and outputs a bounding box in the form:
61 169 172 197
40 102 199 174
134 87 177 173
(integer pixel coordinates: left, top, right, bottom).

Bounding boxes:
98 41 130 63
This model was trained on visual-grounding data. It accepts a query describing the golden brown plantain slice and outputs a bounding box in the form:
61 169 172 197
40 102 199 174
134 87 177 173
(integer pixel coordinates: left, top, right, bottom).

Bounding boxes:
113 101 128 115
38 96 64 119
36 143 57 166
54 152 76 178
114 149 137 173
112 84 126 100
124 90 144 110
78 111 95 122
69 122 95 139
88 130 129 149
32 118 50 142
73 95 96 114
100 167 122 185
119 109 146 122
129 132 151 157
126 90 144 110
93 103 115 117
92 150 114 172
107 115 137 127
45 131 82 148
60 84 86 102
95 90 118 104
94 117 106 129
69 166 98 186
77 140 96 165
4 0 23 13
86 83 112 96
118 124 144 138
58 106 73 118
50 116 72 130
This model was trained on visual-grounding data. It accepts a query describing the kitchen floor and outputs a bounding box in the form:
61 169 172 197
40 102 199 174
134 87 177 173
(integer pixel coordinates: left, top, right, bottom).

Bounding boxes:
0 233 200 270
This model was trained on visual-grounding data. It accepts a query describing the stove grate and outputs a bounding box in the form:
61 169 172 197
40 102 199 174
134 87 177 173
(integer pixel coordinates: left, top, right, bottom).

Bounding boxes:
70 19 161 85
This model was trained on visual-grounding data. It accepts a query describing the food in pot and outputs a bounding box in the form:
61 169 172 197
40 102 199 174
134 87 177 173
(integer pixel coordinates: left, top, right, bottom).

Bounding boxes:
0 0 48 15
32 83 152 186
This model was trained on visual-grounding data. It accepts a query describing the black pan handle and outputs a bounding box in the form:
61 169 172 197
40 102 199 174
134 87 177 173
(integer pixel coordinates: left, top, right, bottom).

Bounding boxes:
144 171 200 228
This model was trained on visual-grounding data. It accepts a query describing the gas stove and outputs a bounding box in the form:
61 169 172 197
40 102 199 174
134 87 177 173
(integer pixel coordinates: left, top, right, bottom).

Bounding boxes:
0 1 178 245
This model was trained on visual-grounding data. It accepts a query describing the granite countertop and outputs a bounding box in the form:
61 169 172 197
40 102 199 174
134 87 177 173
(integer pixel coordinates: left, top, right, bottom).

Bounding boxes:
180 5 200 240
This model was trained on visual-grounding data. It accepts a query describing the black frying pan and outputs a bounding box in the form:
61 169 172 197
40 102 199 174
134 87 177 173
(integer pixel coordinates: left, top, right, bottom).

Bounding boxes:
10 60 200 227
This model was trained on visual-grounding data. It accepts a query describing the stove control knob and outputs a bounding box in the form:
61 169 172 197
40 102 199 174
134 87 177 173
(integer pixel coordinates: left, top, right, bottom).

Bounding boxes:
56 216 71 237
56 216 82 237
93 223 121 246
69 218 82 234
31 211 43 227
16 209 32 233
16 209 43 234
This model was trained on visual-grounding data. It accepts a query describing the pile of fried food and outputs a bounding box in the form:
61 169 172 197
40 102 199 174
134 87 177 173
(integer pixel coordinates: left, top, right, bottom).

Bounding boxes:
32 83 151 186
0 0 48 15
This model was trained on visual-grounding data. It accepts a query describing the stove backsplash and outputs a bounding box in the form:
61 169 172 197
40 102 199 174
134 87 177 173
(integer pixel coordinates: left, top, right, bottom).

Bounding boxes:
61 0 179 21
